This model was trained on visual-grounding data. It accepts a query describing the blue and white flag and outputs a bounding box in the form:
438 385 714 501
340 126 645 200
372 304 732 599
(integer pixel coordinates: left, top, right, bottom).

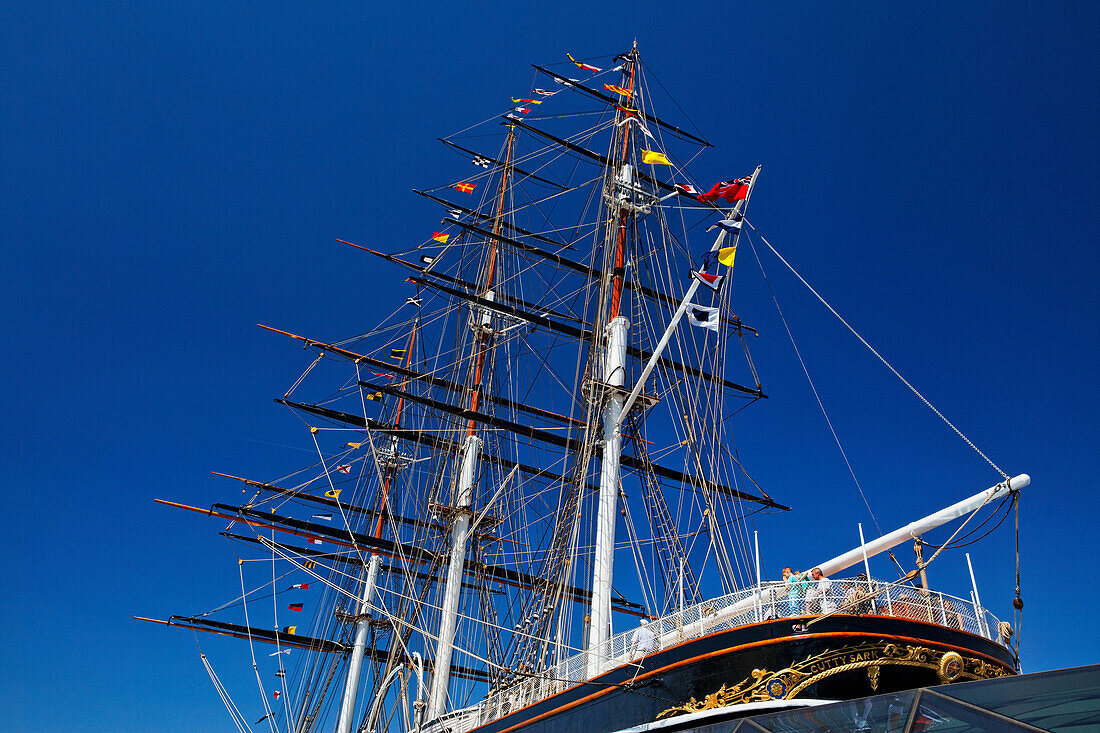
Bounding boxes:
706 218 743 234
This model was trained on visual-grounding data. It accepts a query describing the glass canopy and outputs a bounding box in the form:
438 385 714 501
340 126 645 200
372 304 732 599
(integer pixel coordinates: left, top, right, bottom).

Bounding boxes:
673 664 1100 732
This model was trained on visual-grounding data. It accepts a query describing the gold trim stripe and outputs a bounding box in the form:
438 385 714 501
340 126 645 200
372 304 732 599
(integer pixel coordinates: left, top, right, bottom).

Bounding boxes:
492 631 1012 733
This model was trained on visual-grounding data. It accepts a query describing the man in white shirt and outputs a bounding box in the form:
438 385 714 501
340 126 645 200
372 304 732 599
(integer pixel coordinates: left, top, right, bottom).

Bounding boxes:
629 618 657 659
809 567 835 613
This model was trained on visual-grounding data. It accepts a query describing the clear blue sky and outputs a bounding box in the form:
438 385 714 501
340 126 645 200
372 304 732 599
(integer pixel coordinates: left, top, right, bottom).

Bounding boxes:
3 3 1097 731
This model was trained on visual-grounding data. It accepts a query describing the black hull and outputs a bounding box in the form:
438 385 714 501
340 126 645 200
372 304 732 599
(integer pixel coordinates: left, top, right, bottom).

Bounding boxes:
466 615 1015 733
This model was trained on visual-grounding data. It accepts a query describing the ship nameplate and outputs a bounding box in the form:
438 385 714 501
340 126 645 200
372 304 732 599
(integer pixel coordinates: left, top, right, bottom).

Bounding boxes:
656 642 1011 720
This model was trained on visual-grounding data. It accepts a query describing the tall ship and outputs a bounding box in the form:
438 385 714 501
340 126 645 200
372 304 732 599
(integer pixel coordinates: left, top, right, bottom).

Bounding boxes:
141 46 1026 733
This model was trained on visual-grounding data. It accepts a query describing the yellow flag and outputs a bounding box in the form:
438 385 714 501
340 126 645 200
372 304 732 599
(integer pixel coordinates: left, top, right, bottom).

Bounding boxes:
604 83 630 96
325 488 341 499
303 561 316 570
641 150 670 165
366 391 383 401
717 246 737 267
346 442 362 449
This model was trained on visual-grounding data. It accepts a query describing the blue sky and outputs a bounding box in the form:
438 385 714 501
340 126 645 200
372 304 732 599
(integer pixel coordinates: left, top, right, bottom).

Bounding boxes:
3 2 1097 731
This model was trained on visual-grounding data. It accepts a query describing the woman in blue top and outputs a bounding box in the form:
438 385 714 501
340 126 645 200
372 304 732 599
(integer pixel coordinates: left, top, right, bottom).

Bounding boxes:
782 567 810 616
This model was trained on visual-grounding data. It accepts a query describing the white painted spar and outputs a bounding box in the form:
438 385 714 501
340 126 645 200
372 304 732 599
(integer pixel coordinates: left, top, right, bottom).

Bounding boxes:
427 434 482 720
660 474 1029 647
589 315 629 678
335 553 381 733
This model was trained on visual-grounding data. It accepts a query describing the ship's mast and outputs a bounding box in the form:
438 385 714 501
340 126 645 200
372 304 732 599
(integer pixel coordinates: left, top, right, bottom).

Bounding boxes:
335 322 418 733
427 127 516 720
587 46 638 678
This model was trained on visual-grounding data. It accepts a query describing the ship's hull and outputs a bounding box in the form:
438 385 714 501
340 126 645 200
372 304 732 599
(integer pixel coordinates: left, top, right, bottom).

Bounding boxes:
466 615 1014 733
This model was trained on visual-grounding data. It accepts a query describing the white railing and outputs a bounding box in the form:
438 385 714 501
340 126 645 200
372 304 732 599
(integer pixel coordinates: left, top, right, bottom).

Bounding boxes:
453 577 1004 731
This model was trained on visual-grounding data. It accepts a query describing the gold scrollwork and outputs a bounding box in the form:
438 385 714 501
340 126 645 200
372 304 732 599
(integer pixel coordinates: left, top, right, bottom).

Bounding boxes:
656 642 1011 720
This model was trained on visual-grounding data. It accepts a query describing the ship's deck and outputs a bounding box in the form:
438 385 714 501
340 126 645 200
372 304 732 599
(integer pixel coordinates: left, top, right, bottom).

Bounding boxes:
451 578 1009 732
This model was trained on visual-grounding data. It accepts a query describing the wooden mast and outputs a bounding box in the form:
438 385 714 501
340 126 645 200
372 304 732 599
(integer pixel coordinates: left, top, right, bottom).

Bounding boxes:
428 125 516 721
464 128 513 434
588 43 639 678
336 322 418 733
372 322 417 539
607 50 638 322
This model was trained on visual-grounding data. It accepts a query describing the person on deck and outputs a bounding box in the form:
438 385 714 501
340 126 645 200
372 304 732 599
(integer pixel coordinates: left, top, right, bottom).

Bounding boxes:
629 618 657 659
844 572 874 614
782 567 809 616
942 598 965 630
807 567 835 614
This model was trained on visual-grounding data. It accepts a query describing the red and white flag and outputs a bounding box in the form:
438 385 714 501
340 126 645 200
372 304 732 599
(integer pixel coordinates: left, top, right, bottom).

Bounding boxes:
567 53 601 73
306 537 323 545
691 270 725 293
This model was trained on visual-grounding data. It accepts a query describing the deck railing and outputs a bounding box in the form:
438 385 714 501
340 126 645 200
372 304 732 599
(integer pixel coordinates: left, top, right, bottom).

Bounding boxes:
436 578 1004 733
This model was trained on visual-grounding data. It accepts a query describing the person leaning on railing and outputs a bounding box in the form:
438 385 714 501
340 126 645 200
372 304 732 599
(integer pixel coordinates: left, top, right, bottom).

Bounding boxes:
941 597 965 630
806 568 835 614
629 617 657 659
781 567 810 615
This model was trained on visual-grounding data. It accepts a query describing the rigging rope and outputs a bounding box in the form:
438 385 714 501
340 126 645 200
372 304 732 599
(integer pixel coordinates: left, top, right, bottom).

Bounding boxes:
746 221 1010 481
270 538 293 732
744 230 885 537
200 652 251 733
238 558 278 733
1012 489 1023 668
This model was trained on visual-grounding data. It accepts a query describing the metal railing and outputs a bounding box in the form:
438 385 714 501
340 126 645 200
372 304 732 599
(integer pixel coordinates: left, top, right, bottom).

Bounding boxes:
434 578 1003 733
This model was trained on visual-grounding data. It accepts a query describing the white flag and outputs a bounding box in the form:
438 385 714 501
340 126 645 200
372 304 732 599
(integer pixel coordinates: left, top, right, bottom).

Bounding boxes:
685 303 720 336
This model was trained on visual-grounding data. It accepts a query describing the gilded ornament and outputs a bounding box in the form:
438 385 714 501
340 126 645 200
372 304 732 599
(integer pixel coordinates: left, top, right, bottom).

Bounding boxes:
656 642 1013 720
866 664 880 691
938 651 964 683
